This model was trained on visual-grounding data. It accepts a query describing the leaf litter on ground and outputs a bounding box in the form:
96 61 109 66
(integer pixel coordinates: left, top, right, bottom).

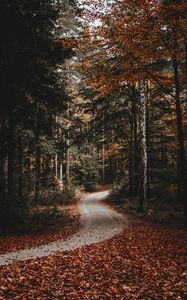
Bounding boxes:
0 216 186 299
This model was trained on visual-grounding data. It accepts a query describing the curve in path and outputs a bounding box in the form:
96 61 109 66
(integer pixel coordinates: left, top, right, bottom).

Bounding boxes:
0 191 128 266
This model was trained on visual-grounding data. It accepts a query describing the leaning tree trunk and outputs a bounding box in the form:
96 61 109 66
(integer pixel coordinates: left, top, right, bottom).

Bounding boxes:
138 80 148 212
172 54 187 225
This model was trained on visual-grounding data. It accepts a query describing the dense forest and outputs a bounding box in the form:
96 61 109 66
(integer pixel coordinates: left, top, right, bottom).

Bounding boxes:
0 0 187 229
0 1 187 299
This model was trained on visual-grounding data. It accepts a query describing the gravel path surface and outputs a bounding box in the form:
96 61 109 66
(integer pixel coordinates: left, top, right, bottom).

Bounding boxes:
0 191 128 266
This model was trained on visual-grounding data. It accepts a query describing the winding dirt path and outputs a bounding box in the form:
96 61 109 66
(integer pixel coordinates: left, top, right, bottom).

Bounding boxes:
0 191 128 266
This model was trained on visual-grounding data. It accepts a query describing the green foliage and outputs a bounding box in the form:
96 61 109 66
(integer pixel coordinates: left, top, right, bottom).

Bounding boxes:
28 206 72 233
108 185 129 204
37 189 76 206
85 182 97 192
70 146 100 186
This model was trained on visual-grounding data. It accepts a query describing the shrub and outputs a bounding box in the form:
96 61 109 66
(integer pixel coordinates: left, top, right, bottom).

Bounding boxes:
108 184 129 204
28 206 72 233
85 182 97 192
37 188 76 206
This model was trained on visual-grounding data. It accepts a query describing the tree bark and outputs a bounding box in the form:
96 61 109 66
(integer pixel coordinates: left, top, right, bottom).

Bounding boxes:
138 80 148 211
129 111 134 195
55 153 58 178
172 54 187 225
18 136 23 203
185 43 187 85
132 93 139 196
0 115 6 203
66 135 70 188
7 107 14 206
35 149 40 202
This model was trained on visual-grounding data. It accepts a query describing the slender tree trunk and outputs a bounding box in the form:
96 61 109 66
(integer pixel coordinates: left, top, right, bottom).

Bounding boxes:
46 156 51 185
102 142 105 185
35 149 40 202
172 54 187 225
145 80 150 199
7 107 14 207
65 106 71 189
138 80 148 212
34 103 41 202
0 116 6 203
177 151 182 202
66 138 70 188
185 43 187 84
138 167 144 212
60 163 63 190
114 159 117 184
55 153 58 178
18 136 23 203
26 156 31 174
132 94 139 195
102 114 105 185
129 113 134 195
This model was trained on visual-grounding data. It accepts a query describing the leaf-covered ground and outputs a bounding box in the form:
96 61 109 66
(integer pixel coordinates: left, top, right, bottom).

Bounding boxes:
0 205 80 255
0 218 186 299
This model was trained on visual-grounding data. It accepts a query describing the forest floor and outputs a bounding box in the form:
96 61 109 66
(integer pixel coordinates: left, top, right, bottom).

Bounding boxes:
0 191 127 266
0 192 186 299
106 194 185 228
0 204 80 255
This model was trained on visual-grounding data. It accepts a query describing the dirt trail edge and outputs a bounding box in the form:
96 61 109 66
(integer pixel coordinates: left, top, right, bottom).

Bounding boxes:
0 191 128 266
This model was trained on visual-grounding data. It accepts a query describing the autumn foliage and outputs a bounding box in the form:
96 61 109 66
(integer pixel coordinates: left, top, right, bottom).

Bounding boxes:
54 37 77 50
0 219 186 299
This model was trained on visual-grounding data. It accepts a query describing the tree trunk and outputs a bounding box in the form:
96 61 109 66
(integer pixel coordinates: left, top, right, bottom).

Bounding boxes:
60 163 63 190
129 112 134 195
35 149 40 202
18 136 23 203
132 93 139 195
55 153 58 178
0 115 6 203
177 151 182 202
145 80 150 199
102 116 105 185
138 80 148 212
185 43 187 85
172 54 187 225
138 167 144 212
66 137 70 188
7 107 14 206
102 142 105 185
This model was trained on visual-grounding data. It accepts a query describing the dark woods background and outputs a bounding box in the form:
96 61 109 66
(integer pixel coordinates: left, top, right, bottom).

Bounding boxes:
0 0 74 228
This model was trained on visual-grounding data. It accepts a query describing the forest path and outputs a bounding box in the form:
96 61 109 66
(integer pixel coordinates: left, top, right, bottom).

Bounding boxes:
0 191 128 266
